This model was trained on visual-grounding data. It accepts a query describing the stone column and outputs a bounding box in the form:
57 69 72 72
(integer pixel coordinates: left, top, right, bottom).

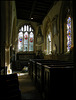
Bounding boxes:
5 46 12 74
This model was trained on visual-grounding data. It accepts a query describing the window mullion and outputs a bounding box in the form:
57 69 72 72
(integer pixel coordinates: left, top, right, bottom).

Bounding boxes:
23 32 24 51
28 32 29 51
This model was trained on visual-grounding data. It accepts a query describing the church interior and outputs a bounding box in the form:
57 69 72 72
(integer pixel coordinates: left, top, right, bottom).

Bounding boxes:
0 0 76 100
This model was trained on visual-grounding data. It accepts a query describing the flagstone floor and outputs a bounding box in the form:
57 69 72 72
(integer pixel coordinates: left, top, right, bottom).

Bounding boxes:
18 72 43 100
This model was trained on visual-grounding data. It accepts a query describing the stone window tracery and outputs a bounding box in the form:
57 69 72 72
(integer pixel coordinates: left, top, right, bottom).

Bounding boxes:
18 25 34 52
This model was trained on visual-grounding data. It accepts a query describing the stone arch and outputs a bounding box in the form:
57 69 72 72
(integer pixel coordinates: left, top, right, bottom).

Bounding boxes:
44 17 52 51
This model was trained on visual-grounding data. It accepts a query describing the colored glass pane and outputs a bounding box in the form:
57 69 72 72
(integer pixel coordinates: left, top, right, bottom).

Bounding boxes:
67 17 71 52
24 32 28 51
29 32 34 51
18 25 34 52
18 32 23 51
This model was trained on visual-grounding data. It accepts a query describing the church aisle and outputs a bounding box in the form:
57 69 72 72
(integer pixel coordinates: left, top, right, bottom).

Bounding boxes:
18 73 43 100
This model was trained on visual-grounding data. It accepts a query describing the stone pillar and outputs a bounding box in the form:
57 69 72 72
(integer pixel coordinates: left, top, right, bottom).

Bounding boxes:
5 46 12 74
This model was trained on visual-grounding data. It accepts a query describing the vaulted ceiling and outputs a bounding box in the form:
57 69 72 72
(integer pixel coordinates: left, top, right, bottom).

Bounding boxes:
15 0 58 24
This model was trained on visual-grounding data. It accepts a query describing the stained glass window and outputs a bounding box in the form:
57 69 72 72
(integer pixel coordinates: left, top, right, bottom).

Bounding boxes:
67 17 71 52
47 33 51 54
18 25 34 52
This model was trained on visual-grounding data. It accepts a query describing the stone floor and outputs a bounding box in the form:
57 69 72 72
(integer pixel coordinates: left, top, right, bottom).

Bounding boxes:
18 72 43 100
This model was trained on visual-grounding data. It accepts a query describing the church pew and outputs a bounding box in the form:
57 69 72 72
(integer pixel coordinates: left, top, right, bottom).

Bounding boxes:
28 59 74 99
0 73 21 100
43 65 74 100
28 59 61 77
28 59 73 81
35 62 68 92
32 59 73 83
28 59 52 81
32 60 74 98
28 59 44 79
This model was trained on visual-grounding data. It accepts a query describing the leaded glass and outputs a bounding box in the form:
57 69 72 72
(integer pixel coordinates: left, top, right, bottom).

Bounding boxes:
24 25 26 31
67 17 71 52
47 33 51 54
30 27 32 31
19 27 23 32
18 25 34 52
29 32 34 51
27 25 29 31
24 32 28 51
18 32 23 51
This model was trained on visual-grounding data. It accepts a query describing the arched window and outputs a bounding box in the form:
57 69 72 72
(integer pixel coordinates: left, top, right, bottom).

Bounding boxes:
18 25 34 52
67 17 71 52
47 33 51 54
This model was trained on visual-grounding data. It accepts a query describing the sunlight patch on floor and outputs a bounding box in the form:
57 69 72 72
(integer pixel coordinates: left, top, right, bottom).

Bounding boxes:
17 72 28 76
